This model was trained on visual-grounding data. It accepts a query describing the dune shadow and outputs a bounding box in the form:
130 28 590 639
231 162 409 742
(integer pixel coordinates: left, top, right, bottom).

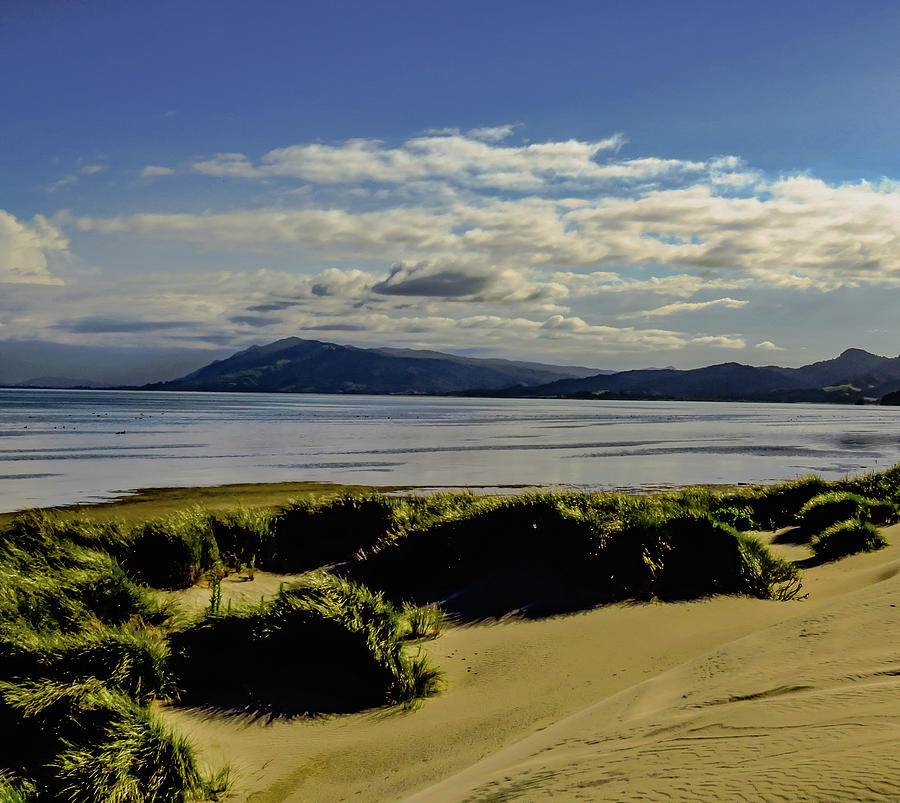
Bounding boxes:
173 683 390 723
771 526 811 545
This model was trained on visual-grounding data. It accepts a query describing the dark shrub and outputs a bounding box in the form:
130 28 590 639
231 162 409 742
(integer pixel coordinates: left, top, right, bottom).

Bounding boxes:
267 496 401 572
347 496 596 604
207 508 275 571
810 519 888 562
593 515 798 601
866 498 899 526
725 476 829 529
123 511 219 589
0 549 162 635
169 573 442 714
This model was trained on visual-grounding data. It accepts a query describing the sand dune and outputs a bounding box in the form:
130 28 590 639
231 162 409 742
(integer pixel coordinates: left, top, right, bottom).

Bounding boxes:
413 532 900 801
165 526 900 801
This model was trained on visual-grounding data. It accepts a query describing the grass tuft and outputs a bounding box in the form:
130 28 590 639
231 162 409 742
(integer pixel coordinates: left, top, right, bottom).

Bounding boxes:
796 492 871 537
170 572 443 715
810 519 888 562
402 603 447 640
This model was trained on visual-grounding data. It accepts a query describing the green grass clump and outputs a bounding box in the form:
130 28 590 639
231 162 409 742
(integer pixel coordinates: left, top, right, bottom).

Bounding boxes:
865 497 900 526
346 497 802 613
346 495 595 606
796 492 871 537
262 493 490 573
0 678 226 802
170 572 443 714
0 773 36 803
122 509 221 589
710 505 759 531
719 475 830 530
0 534 165 636
0 512 227 800
810 519 888 562
836 464 900 501
207 507 275 572
0 509 131 557
593 514 801 601
0 628 174 705
402 603 447 640
266 496 402 572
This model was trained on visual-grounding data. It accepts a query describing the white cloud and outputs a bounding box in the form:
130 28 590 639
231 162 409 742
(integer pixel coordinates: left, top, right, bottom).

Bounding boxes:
551 272 752 297
47 164 105 191
141 165 175 177
77 167 900 289
755 340 784 351
48 175 78 191
627 297 749 318
191 131 652 190
0 211 67 285
690 335 747 349
466 124 521 142
538 314 689 349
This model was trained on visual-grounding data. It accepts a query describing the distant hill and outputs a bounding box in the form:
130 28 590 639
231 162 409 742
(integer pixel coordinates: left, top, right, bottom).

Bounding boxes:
882 389 900 406
9 376 117 390
506 348 900 404
144 337 601 395
0 340 233 387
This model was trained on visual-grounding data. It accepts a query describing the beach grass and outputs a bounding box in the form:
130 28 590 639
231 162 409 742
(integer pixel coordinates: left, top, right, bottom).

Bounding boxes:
1 464 899 796
810 518 888 562
169 572 444 715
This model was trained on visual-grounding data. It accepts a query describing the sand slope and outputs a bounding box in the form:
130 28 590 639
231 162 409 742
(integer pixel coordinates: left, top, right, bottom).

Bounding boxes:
412 538 900 801
165 527 900 801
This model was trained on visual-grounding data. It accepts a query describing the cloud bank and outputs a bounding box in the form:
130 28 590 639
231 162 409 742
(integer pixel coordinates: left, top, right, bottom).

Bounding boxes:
6 126 900 367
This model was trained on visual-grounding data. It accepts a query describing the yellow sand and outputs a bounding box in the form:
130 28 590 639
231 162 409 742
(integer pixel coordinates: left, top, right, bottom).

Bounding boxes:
164 526 900 801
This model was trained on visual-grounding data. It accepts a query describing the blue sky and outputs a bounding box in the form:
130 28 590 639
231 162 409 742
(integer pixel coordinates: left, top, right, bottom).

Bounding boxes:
2 0 900 370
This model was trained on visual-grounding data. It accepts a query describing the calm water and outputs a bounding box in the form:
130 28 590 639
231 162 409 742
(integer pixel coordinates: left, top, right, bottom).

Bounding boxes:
1 388 900 512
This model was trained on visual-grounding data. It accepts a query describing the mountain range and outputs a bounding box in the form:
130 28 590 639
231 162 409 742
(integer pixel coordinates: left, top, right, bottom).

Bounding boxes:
502 348 900 403
5 336 900 404
145 340 900 404
143 337 601 395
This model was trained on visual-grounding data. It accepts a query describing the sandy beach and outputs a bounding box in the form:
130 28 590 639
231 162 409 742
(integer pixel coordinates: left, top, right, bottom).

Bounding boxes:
161 524 900 801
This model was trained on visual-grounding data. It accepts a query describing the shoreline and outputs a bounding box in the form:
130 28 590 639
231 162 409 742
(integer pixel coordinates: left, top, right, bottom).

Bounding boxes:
0 478 760 523
0 480 549 524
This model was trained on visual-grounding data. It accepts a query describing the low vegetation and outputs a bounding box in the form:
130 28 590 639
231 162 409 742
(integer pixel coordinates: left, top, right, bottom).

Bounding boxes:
810 519 888 561
2 464 897 797
796 492 873 537
0 516 228 801
169 573 443 715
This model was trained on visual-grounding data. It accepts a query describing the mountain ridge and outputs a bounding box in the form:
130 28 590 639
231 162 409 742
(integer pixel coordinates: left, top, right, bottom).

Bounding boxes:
507 347 900 403
144 337 602 395
143 338 900 404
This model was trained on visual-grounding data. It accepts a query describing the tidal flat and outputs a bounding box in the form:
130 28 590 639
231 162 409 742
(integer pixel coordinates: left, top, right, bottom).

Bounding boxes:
5 388 900 513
